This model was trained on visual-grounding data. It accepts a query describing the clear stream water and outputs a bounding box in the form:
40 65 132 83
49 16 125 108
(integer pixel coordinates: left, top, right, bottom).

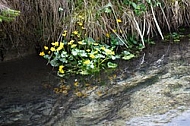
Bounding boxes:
0 32 190 126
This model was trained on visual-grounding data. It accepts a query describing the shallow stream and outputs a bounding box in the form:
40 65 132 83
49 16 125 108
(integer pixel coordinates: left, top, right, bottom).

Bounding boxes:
1 32 190 126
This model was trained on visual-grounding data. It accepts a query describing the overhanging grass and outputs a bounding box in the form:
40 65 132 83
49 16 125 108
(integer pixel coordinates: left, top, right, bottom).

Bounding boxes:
0 0 190 50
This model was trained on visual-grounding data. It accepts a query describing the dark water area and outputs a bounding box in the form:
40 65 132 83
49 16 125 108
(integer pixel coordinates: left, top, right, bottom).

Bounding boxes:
0 55 60 125
0 31 190 126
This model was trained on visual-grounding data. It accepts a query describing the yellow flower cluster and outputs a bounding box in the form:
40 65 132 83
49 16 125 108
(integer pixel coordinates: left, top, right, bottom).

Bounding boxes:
78 15 85 20
52 42 59 46
39 41 65 57
57 42 64 51
77 22 83 26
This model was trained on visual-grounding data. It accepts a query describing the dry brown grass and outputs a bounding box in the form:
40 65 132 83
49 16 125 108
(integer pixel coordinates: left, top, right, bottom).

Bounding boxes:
0 0 190 51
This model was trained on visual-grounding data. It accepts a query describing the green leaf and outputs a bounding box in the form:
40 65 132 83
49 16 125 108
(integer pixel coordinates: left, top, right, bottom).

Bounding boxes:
85 37 95 45
71 49 79 56
122 54 135 60
122 50 130 55
104 8 111 13
80 70 89 75
50 59 59 67
44 55 51 60
107 62 117 68
61 51 68 58
111 55 120 60
57 72 65 77
131 2 137 9
79 50 87 57
59 58 68 63
96 54 105 58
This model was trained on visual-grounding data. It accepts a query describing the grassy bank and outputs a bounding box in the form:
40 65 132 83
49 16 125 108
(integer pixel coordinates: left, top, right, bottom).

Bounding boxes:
1 0 189 44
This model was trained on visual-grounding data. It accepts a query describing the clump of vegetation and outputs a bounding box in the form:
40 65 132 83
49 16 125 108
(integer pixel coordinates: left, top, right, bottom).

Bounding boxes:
1 0 190 54
0 4 20 22
39 15 135 77
38 0 190 79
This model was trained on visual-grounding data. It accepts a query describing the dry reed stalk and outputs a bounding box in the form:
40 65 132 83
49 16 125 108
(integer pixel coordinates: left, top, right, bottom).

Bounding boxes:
1 0 190 53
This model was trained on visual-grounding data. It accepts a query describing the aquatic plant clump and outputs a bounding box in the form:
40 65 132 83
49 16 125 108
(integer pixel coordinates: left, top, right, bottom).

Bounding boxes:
39 14 135 77
40 38 135 78
40 37 120 77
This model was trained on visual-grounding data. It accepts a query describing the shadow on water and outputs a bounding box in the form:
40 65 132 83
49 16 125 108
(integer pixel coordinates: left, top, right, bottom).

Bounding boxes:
0 54 61 126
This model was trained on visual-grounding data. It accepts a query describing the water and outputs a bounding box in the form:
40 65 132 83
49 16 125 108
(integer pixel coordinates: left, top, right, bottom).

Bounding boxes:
0 33 190 126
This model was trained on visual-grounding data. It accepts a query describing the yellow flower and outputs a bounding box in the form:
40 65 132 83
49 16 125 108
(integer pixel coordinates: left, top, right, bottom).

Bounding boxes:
86 49 91 52
57 46 63 51
83 59 90 65
72 30 78 35
78 15 85 20
60 42 64 46
55 42 59 46
39 51 45 56
106 33 110 38
62 30 67 36
68 40 74 45
51 42 59 46
71 44 77 48
77 22 83 26
117 19 122 23
50 47 56 51
81 27 86 30
94 51 98 54
59 65 64 74
62 33 67 37
100 46 106 50
78 41 83 45
89 54 95 59
44 46 48 50
57 42 64 51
